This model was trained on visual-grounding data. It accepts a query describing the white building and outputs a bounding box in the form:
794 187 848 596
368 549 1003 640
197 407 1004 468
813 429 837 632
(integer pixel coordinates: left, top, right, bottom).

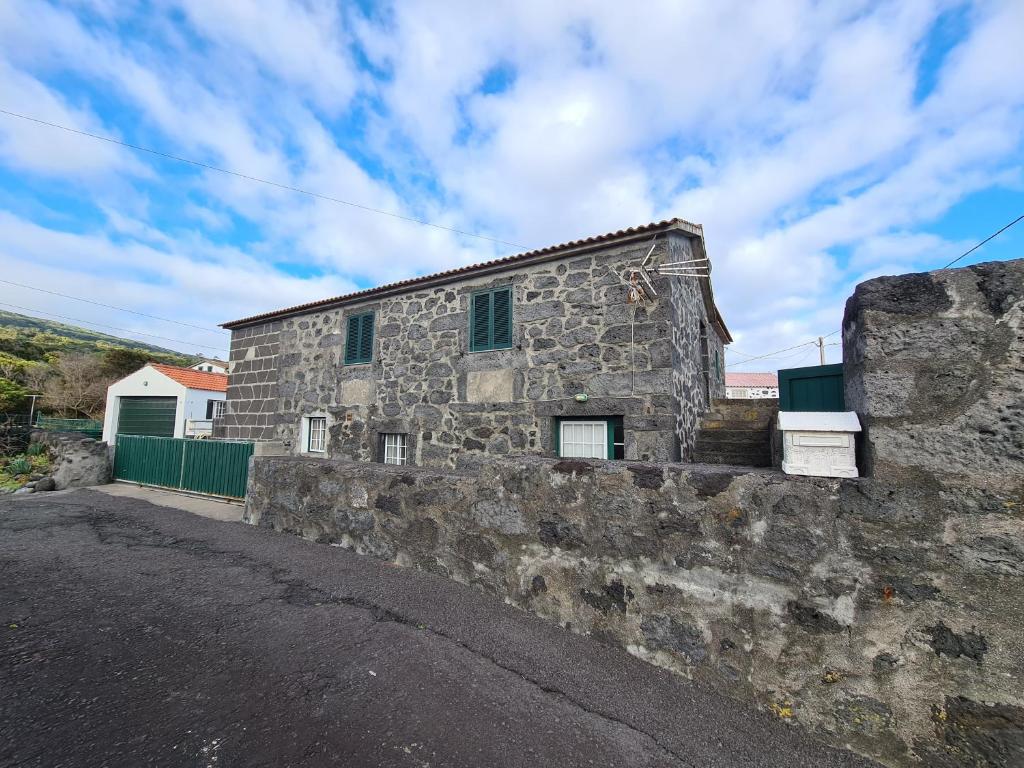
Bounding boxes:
101 363 228 444
725 372 779 399
189 358 228 374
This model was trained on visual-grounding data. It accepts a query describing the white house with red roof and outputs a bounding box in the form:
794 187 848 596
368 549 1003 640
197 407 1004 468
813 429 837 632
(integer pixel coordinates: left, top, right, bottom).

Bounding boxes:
724 372 779 400
101 363 228 444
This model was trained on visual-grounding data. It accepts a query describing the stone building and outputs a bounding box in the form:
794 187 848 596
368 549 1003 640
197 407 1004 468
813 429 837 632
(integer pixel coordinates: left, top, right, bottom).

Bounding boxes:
217 219 731 466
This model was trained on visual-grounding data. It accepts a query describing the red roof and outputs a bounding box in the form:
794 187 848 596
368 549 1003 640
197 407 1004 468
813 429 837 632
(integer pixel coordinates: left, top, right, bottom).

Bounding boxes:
726 372 778 388
150 363 228 392
220 218 729 334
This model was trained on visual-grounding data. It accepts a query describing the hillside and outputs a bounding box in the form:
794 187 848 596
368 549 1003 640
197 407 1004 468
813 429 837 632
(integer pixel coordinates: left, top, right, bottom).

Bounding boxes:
0 310 202 365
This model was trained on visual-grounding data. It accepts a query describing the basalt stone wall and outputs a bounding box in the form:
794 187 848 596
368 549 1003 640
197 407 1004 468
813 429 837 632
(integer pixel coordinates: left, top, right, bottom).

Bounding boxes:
29 431 111 489
668 234 726 459
262 231 727 467
245 454 1023 767
216 320 282 441
844 257 1024 492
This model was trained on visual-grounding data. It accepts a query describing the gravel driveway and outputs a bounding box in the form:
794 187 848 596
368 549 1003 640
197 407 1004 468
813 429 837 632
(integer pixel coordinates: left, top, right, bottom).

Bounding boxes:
0 489 877 768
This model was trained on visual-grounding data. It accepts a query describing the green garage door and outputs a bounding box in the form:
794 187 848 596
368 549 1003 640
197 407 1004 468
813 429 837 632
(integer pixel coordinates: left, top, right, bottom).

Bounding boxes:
117 396 177 437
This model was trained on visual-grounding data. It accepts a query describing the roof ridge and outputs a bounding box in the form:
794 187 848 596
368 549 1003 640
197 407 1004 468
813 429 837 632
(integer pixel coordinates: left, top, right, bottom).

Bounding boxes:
221 217 705 329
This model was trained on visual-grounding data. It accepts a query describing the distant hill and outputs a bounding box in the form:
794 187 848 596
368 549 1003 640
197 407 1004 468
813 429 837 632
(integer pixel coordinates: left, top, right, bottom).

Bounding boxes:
0 310 203 367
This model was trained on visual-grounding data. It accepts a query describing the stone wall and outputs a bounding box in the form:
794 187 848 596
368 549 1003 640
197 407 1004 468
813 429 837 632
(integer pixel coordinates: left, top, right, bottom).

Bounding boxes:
244 258 1024 766
245 454 1022 767
214 320 281 441
668 233 726 459
844 258 1023 492
226 231 728 466
30 431 111 489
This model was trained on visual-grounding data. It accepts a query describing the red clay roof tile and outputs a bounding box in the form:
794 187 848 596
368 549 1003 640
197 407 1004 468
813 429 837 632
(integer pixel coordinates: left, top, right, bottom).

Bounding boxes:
150 363 228 392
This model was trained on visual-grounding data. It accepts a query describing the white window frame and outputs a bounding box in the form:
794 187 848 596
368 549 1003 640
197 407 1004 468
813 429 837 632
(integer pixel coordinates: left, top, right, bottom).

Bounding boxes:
382 433 407 465
559 420 607 459
305 416 327 453
212 400 226 419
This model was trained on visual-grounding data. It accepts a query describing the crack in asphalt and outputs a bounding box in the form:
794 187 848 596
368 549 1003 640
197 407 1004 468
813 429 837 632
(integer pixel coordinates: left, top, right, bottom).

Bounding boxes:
72 508 696 766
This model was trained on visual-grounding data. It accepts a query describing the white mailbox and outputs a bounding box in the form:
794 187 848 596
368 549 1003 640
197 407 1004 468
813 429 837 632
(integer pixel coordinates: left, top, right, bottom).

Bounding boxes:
777 411 861 478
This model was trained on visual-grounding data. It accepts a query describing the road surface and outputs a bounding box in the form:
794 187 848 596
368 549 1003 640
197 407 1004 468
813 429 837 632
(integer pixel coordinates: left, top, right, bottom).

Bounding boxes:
0 489 877 768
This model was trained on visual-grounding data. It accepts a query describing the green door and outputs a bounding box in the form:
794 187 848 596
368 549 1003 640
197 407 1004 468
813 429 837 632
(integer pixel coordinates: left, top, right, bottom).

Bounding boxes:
778 364 845 411
116 396 177 437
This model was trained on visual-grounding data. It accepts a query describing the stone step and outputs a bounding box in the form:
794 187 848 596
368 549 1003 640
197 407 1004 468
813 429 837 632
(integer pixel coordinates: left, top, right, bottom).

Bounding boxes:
692 448 772 468
700 421 770 434
711 397 778 408
695 430 769 447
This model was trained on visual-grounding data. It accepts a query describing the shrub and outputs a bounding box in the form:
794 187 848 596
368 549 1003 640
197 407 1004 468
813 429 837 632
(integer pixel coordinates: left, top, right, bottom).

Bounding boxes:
26 442 45 456
7 457 31 475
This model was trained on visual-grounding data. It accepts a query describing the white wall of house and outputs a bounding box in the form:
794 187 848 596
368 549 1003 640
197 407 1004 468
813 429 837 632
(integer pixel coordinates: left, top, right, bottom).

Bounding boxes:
101 366 186 444
190 361 227 374
725 385 779 399
184 389 226 422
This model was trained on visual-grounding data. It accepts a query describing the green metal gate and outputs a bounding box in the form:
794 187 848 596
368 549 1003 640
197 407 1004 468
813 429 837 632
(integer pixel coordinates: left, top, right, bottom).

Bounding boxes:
113 435 254 499
778 363 845 412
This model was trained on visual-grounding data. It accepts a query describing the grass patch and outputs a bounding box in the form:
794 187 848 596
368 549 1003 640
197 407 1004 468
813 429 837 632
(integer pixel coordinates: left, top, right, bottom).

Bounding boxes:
0 450 51 490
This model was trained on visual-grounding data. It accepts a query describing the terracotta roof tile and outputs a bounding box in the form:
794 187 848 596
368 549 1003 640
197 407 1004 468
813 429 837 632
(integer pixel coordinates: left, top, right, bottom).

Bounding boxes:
150 363 228 392
221 218 707 329
725 372 779 388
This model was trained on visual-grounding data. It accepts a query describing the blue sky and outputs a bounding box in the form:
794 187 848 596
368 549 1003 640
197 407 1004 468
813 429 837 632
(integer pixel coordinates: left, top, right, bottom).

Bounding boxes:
0 0 1021 368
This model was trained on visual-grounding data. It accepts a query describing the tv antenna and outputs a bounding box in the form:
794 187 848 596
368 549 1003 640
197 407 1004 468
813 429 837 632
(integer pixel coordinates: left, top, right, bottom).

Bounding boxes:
620 237 710 304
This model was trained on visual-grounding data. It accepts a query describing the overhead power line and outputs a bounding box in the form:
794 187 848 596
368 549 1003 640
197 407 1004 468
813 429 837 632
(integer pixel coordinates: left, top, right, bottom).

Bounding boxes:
942 213 1024 269
725 340 818 368
0 300 227 352
0 278 225 334
0 108 526 250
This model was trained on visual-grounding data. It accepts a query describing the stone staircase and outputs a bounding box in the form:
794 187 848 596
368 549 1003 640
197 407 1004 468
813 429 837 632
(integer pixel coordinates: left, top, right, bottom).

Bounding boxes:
692 399 777 467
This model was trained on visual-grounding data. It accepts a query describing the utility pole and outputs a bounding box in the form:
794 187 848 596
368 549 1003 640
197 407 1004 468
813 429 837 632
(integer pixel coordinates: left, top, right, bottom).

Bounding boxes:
818 336 826 366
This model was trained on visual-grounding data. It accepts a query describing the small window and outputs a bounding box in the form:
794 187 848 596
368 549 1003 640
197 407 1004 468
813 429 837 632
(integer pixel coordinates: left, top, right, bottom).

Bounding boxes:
560 421 606 458
205 399 227 419
469 287 513 352
557 416 624 460
344 312 375 365
307 416 327 453
381 433 407 465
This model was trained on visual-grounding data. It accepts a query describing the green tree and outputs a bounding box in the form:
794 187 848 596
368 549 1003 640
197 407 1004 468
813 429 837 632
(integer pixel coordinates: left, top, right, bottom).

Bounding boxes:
0 377 29 412
101 348 151 379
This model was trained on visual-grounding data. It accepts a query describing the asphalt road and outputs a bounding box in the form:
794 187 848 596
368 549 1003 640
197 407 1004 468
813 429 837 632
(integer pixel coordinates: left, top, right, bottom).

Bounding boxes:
0 489 878 768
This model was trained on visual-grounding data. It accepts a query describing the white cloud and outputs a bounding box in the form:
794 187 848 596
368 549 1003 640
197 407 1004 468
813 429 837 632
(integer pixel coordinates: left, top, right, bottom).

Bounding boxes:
0 0 1020 374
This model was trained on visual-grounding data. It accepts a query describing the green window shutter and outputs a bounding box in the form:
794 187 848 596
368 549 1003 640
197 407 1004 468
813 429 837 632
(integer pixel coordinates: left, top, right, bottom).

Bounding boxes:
345 312 374 364
359 313 374 362
471 292 492 351
470 288 513 352
492 287 512 348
